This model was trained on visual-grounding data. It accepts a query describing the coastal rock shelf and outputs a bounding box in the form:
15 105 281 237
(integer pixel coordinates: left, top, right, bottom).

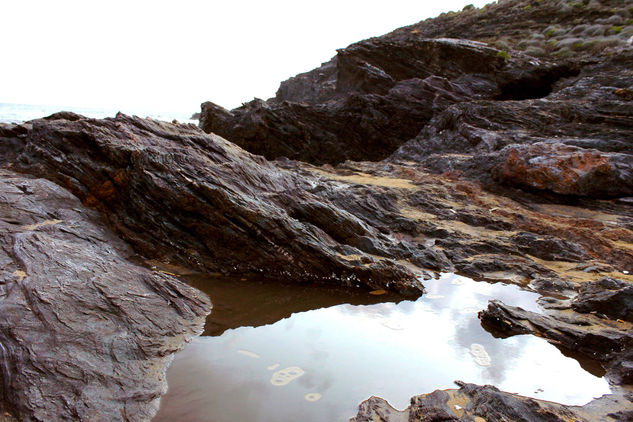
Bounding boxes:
1 0 633 420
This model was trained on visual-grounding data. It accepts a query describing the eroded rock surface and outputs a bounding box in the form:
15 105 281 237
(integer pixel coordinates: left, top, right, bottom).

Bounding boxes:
480 295 633 384
0 169 211 421
351 382 633 422
200 38 575 164
0 114 429 294
2 1 633 420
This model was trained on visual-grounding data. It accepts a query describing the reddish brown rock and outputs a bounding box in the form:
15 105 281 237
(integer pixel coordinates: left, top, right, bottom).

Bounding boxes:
492 143 633 197
0 114 425 294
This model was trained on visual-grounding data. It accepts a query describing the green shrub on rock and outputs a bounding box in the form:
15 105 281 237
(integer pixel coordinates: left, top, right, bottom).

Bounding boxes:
497 50 511 59
552 46 574 57
555 37 584 49
609 25 623 34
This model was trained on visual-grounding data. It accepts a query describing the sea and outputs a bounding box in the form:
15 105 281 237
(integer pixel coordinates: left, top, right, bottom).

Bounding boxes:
0 102 198 124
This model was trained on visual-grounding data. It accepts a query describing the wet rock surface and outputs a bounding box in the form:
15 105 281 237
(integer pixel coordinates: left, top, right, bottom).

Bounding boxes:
1 0 633 420
572 277 633 322
351 382 633 422
0 169 211 421
483 298 630 356
0 114 427 294
196 0 633 420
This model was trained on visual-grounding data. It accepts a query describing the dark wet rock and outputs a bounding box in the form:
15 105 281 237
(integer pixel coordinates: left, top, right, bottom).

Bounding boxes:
511 231 587 261
351 382 633 422
0 169 211 421
492 143 633 198
350 381 633 422
42 111 85 121
479 299 632 382
1 113 430 294
200 38 572 164
528 277 576 295
572 277 633 322
3 1 633 420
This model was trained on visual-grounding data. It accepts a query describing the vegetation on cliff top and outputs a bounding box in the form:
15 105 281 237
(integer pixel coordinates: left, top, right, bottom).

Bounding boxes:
390 0 633 58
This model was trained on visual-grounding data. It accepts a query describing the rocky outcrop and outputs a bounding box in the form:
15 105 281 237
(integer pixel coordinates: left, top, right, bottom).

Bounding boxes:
0 169 211 421
5 111 631 419
0 114 432 294
479 297 633 384
2 1 633 420
572 277 633 322
351 382 633 422
391 48 633 198
6 110 633 295
492 143 633 197
200 38 576 164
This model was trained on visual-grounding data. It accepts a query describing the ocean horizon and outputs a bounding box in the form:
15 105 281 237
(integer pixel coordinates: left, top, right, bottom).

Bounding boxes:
0 102 198 124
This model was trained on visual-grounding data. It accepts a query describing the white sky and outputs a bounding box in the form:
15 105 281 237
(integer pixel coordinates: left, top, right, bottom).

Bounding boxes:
1 0 493 113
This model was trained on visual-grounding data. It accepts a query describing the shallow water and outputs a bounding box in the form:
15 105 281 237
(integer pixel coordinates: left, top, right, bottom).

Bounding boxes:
154 273 611 422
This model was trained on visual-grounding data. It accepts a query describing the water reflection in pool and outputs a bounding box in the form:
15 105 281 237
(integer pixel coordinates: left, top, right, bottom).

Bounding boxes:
154 273 610 422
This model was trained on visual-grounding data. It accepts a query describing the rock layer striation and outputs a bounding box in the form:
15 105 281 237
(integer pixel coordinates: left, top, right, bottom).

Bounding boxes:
0 169 211 421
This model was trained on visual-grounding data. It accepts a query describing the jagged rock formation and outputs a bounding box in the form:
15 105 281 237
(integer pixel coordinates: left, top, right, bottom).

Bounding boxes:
195 1 633 421
1 0 633 421
0 114 428 294
351 382 633 422
480 295 633 384
200 38 577 164
0 169 211 421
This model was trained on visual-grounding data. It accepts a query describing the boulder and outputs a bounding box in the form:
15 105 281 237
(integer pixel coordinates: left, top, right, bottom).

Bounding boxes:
351 382 633 422
571 277 633 322
493 143 633 197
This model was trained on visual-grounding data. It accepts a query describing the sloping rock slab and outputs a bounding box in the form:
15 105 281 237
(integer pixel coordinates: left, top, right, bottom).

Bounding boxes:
479 299 633 383
1 114 422 293
201 38 572 164
0 169 211 421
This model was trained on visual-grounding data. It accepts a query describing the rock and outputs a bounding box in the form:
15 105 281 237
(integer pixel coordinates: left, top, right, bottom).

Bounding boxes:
0 169 211 421
1 113 427 294
511 231 587 261
528 277 575 294
492 143 633 197
571 277 633 322
3 0 633 420
479 299 633 380
351 382 633 422
200 38 572 164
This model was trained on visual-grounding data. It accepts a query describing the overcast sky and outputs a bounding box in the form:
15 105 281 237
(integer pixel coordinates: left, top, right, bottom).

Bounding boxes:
1 0 493 113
